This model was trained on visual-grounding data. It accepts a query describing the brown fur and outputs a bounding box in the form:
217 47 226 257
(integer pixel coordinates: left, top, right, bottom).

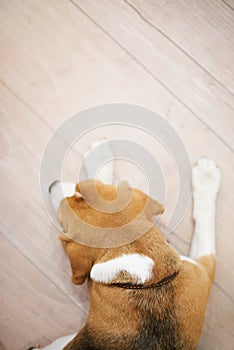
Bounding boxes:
57 180 215 350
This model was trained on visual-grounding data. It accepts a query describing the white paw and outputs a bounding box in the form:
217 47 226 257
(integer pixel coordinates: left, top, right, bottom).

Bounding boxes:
84 140 114 184
192 158 221 200
49 181 76 212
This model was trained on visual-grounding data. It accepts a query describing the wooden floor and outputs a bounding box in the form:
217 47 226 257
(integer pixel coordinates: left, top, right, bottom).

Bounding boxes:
0 1 234 349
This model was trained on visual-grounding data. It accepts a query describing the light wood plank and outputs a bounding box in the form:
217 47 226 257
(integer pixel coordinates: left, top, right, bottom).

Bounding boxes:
0 234 86 350
0 82 89 313
198 284 234 349
125 0 234 92
0 0 233 150
220 0 234 11
74 0 234 149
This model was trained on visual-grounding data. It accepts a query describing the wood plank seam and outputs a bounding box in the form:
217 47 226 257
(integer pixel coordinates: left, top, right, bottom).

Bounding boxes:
213 280 234 302
0 232 88 316
124 0 234 96
219 0 234 12
0 79 84 160
68 0 234 152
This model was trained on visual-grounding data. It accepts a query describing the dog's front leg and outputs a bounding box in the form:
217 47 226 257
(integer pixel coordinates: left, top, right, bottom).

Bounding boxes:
49 140 115 212
190 158 221 260
184 158 221 282
84 140 114 184
34 334 76 350
62 328 92 350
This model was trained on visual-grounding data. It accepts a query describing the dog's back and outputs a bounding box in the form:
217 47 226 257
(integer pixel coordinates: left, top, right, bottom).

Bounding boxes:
64 255 214 350
56 179 216 350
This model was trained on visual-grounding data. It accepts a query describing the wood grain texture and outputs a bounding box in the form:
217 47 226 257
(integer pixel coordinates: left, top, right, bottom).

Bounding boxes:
0 0 233 348
220 0 234 11
126 0 234 92
0 234 86 350
0 82 89 311
74 0 234 149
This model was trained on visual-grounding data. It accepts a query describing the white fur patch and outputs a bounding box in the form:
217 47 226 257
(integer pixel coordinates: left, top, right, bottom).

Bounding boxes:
50 182 76 212
90 254 155 284
180 255 199 266
192 158 221 202
190 158 221 259
84 140 114 184
40 333 76 349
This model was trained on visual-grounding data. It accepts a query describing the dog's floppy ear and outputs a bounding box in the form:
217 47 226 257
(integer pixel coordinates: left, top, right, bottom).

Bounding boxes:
59 234 92 285
145 195 164 219
75 179 100 201
59 233 72 242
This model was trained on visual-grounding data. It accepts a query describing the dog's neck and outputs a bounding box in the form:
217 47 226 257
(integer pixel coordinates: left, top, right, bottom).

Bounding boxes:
104 270 180 290
90 227 182 287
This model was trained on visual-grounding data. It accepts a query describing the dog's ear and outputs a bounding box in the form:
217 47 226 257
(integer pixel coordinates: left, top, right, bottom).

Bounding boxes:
145 196 164 219
59 235 92 285
75 179 102 201
59 233 72 242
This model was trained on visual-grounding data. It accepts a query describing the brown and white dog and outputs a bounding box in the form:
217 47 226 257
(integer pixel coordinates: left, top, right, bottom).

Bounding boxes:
41 154 220 350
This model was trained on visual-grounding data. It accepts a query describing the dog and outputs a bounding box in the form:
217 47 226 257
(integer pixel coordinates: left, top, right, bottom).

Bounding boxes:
38 155 220 350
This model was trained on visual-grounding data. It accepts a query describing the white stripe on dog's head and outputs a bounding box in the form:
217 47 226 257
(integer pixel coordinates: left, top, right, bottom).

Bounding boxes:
90 254 155 284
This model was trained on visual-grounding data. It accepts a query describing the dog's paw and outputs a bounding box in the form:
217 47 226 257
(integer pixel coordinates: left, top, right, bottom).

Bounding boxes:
49 181 76 212
84 140 114 184
192 158 221 201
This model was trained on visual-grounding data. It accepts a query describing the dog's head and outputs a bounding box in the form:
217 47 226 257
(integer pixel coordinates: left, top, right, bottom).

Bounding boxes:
57 180 170 285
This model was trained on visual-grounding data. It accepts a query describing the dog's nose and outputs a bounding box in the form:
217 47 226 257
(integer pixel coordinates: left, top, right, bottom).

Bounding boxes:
49 181 76 212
